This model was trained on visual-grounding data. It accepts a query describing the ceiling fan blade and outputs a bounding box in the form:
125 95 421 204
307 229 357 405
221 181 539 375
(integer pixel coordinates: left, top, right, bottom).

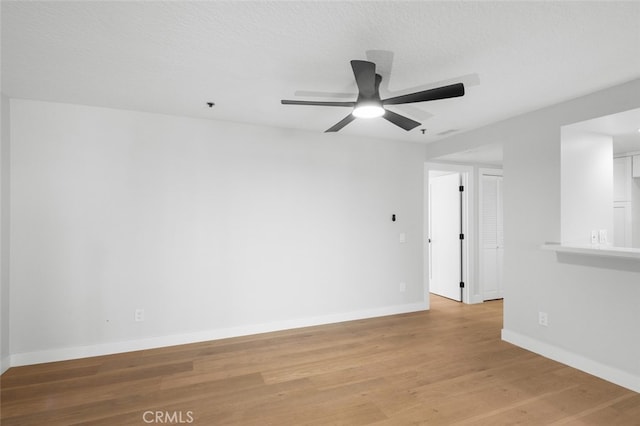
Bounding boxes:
325 114 357 133
382 109 421 131
282 100 355 107
351 60 377 97
382 83 465 105
392 104 433 121
294 90 356 99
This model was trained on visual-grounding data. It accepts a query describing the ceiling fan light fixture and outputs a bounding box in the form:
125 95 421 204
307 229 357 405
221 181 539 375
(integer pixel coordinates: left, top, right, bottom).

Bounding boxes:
352 103 385 119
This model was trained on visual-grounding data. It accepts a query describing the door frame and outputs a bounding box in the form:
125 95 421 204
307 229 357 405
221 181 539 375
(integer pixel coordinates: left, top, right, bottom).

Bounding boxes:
424 163 476 305
479 168 504 301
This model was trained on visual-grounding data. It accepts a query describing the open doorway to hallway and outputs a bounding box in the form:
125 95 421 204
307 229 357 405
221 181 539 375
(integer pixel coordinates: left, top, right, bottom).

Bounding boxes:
426 143 504 305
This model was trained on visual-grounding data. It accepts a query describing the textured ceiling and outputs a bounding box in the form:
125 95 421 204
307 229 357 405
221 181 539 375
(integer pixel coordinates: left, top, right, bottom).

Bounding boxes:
2 1 640 144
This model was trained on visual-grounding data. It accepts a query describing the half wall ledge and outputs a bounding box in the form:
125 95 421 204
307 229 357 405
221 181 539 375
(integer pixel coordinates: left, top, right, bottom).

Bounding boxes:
541 243 640 261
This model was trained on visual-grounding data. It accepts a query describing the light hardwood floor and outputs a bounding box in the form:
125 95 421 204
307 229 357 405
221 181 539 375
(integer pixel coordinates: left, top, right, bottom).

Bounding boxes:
1 295 638 425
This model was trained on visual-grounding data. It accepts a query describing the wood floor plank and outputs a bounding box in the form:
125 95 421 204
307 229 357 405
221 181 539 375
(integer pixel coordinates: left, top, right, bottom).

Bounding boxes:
0 376 163 418
1 296 638 425
1 360 194 402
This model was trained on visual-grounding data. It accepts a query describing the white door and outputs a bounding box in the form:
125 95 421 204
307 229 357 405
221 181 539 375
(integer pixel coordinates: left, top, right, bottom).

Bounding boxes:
481 174 504 300
429 172 461 301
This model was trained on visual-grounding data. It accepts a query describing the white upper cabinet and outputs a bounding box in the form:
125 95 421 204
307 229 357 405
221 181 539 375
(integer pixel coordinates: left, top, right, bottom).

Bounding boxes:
613 156 632 202
633 155 640 178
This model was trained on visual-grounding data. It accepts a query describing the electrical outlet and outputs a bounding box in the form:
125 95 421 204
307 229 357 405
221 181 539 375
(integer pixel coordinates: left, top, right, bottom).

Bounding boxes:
538 311 548 327
591 230 598 244
399 282 407 292
135 308 145 322
599 229 607 244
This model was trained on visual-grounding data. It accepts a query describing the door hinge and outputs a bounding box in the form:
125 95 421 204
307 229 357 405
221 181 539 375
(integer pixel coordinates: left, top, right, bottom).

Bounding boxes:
459 185 464 192
459 234 464 240
459 282 465 288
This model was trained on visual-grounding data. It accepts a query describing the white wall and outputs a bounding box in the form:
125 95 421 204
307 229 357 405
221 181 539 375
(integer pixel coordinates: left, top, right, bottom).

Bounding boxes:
426 78 640 392
560 129 613 245
1 93 10 374
8 99 426 365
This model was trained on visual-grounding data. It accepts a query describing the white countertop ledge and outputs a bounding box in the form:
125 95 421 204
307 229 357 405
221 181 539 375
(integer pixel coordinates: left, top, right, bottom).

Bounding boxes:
541 243 640 260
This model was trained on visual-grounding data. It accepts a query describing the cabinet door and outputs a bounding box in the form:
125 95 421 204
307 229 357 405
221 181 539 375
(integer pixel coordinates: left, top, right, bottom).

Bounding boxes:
613 202 632 247
633 155 640 178
613 157 631 202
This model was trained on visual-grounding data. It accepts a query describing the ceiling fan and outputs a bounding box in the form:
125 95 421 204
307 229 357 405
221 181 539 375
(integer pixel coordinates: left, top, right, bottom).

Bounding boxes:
281 60 465 133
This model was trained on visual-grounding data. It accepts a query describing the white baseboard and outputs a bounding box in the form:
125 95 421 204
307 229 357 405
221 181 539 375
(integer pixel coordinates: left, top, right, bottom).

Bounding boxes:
502 328 640 393
10 301 428 368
